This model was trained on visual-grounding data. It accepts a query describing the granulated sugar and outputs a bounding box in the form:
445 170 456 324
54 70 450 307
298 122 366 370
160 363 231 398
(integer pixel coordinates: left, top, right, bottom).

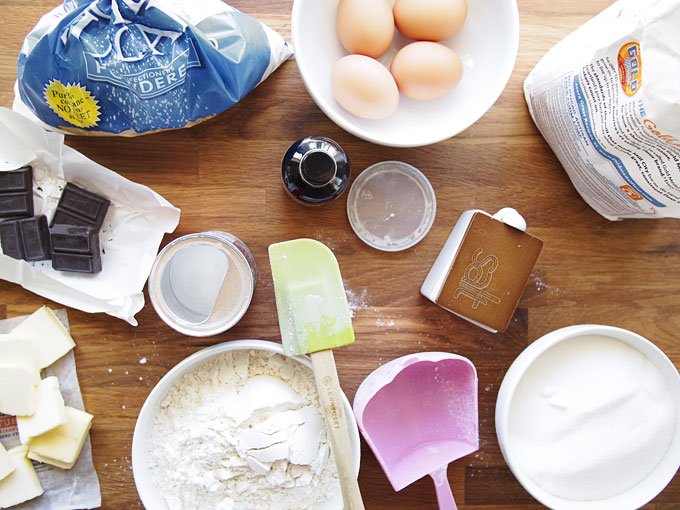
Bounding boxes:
147 349 340 510
508 335 675 501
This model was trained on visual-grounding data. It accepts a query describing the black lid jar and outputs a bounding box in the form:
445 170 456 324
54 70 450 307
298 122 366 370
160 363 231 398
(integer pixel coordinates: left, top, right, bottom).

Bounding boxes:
281 136 351 206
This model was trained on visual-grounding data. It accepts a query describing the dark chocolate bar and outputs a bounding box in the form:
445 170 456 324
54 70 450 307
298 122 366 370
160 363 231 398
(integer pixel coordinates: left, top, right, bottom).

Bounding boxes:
0 166 33 218
52 252 102 274
51 183 110 230
49 224 102 274
50 224 98 254
0 215 51 261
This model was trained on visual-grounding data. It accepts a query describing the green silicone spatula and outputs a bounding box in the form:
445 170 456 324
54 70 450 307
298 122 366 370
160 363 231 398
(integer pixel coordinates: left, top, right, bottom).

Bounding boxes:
269 238 365 510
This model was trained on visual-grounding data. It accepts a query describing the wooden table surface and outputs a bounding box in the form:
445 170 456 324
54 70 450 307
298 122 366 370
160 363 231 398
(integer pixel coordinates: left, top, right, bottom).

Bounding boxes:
2 1 679 509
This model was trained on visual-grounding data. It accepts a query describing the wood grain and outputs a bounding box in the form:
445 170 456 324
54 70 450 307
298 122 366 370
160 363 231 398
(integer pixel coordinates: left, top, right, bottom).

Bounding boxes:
1 1 679 509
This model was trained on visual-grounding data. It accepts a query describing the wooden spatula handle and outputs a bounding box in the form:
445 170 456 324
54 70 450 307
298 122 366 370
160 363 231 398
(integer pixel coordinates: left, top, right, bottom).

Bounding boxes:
311 349 365 510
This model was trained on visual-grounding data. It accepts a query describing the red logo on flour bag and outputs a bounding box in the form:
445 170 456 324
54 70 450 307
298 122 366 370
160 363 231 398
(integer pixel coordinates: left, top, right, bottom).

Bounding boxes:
620 185 644 201
618 42 642 96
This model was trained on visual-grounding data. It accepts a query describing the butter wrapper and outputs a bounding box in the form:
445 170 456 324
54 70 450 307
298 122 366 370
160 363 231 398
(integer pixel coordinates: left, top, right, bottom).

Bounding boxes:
0 107 180 325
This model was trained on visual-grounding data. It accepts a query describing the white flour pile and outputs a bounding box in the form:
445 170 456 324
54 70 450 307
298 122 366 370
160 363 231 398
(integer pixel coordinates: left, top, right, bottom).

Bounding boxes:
147 349 341 510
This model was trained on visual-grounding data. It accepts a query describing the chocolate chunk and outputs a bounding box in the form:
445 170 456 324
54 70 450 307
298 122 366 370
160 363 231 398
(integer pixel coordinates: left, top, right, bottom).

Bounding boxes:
51 183 110 230
0 222 23 259
0 215 51 261
0 166 33 218
52 252 102 274
0 167 32 191
49 224 102 274
0 194 32 218
50 224 98 254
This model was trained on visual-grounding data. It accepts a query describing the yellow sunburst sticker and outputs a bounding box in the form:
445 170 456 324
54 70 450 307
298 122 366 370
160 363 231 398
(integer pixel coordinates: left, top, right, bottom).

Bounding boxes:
44 80 101 128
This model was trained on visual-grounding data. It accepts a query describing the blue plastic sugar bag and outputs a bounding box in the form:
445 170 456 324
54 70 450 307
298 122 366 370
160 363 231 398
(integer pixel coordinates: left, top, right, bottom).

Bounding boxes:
15 0 292 136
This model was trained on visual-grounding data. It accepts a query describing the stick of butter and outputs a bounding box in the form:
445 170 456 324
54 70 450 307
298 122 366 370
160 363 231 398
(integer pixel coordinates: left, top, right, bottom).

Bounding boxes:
0 443 14 483
0 364 37 416
0 336 40 386
0 445 44 508
27 406 93 469
9 306 76 369
17 377 67 444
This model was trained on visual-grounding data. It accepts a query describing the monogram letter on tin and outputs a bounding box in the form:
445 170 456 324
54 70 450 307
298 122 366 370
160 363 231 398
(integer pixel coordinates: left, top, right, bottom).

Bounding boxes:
454 248 501 309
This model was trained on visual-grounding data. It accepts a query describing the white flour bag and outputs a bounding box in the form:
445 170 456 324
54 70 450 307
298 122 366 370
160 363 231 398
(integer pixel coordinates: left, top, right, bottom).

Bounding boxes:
524 0 680 220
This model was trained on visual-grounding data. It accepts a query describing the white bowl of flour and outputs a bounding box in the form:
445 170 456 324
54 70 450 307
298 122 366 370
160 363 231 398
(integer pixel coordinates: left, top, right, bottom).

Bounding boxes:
131 339 360 510
496 325 680 510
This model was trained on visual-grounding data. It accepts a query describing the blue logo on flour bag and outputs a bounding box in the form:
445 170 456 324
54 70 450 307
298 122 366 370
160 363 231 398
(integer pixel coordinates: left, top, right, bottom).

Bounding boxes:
81 33 201 100
17 0 291 135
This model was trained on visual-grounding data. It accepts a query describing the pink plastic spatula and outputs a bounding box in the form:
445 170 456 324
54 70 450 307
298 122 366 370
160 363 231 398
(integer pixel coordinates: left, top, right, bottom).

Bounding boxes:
353 352 478 509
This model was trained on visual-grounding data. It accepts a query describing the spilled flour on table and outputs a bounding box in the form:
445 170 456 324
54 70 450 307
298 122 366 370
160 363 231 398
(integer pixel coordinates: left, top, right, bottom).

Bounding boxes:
147 350 340 510
344 285 369 318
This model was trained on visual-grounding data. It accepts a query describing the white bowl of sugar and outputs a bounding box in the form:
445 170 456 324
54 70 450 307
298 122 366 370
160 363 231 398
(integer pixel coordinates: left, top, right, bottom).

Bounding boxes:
131 340 360 510
496 325 680 510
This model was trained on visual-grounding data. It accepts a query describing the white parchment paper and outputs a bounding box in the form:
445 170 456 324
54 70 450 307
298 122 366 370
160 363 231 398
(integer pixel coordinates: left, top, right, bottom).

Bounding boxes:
0 107 180 325
0 309 101 510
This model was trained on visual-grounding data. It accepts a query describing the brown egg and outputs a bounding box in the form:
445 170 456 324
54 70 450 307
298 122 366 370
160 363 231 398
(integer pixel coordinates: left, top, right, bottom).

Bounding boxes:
390 42 463 101
336 0 394 58
393 0 467 41
331 55 399 119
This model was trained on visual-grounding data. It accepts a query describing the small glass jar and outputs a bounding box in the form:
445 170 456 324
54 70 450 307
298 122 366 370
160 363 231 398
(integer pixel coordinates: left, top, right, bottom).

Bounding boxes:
147 232 256 337
281 136 351 205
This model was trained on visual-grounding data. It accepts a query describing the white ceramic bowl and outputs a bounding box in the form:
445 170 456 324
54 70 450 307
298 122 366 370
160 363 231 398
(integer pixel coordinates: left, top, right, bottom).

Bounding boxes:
132 339 361 510
291 0 519 147
496 325 680 510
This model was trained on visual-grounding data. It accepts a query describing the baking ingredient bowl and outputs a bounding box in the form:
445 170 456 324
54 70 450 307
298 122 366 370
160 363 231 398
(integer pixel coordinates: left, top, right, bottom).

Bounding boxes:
496 325 680 510
132 339 361 510
291 0 519 147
